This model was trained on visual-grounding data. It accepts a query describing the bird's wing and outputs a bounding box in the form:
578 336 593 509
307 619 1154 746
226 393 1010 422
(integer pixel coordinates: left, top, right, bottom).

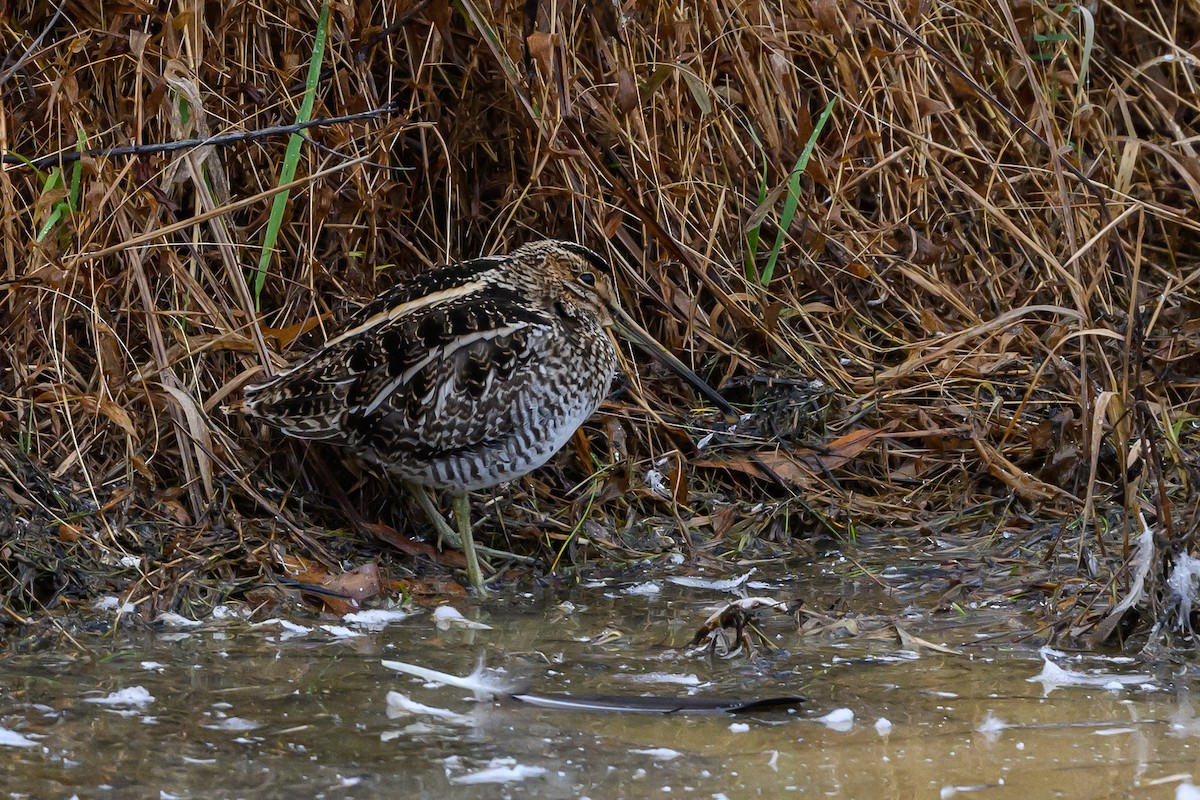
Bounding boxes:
244 271 555 454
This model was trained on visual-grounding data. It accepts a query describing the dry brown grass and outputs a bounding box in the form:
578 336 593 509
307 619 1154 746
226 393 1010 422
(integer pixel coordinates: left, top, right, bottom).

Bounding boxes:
2 1 1199 644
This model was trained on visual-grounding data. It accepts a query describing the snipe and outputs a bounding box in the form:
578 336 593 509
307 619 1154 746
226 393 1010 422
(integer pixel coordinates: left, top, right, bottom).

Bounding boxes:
243 240 728 593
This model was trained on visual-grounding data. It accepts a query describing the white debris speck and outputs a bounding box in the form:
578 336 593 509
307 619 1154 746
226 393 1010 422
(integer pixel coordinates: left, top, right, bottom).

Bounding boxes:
433 605 492 630
643 469 670 497
156 612 203 628
249 618 313 640
728 722 750 733
631 748 682 760
203 717 261 732
623 581 662 597
140 662 164 671
211 605 239 619
1028 648 1150 694
0 727 38 748
618 673 702 687
667 569 756 592
344 608 412 631
1177 782 1200 800
1167 554 1200 625
817 708 854 731
84 687 154 707
92 596 136 614
320 625 364 639
385 692 472 725
977 712 1009 735
381 659 513 698
119 555 141 568
874 717 893 734
448 758 546 785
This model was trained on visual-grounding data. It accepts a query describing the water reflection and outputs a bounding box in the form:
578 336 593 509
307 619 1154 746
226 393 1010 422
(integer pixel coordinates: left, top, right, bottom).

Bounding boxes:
1 566 1197 799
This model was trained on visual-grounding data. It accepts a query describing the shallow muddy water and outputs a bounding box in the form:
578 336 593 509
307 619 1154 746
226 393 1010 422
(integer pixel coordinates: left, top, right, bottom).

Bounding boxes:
2 554 1199 799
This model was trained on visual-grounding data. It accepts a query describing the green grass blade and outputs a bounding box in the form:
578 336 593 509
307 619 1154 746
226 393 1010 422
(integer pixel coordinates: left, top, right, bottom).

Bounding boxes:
740 122 768 281
252 0 331 305
745 158 768 282
68 129 85 210
35 205 64 243
6 150 47 182
34 167 63 243
34 132 86 243
1076 6 1095 94
760 96 836 286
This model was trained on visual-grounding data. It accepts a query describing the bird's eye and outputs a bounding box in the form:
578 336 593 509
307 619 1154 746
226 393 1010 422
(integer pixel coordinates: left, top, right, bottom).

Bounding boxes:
579 272 596 287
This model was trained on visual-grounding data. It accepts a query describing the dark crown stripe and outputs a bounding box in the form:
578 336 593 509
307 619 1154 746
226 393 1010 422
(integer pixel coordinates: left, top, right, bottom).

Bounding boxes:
557 242 612 275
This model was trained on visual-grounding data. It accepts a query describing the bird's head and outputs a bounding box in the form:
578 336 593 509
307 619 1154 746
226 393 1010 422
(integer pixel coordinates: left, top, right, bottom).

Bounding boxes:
515 239 733 416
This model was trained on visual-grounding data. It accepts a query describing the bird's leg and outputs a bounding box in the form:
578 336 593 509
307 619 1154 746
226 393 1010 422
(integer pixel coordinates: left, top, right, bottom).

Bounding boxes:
403 481 536 566
452 491 487 596
406 481 463 549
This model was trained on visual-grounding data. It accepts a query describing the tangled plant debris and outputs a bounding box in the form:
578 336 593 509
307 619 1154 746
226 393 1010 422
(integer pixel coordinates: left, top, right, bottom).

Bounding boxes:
1 1 1199 650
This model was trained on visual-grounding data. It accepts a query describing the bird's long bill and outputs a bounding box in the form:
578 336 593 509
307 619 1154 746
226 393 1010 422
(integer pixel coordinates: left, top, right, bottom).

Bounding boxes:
610 306 735 416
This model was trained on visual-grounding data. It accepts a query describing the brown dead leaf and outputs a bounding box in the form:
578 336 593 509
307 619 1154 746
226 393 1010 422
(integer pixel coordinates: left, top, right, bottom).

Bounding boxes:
276 548 383 613
79 395 137 439
261 313 329 349
807 427 888 471
696 428 886 487
58 522 83 543
812 0 840 33
920 307 949 335
915 95 952 116
616 69 639 115
526 31 557 77
746 451 815 485
922 429 973 451
157 495 192 526
694 452 809 486
397 577 468 600
365 521 466 567
277 550 333 585
907 229 944 265
712 504 736 540
572 428 594 475
322 562 383 610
